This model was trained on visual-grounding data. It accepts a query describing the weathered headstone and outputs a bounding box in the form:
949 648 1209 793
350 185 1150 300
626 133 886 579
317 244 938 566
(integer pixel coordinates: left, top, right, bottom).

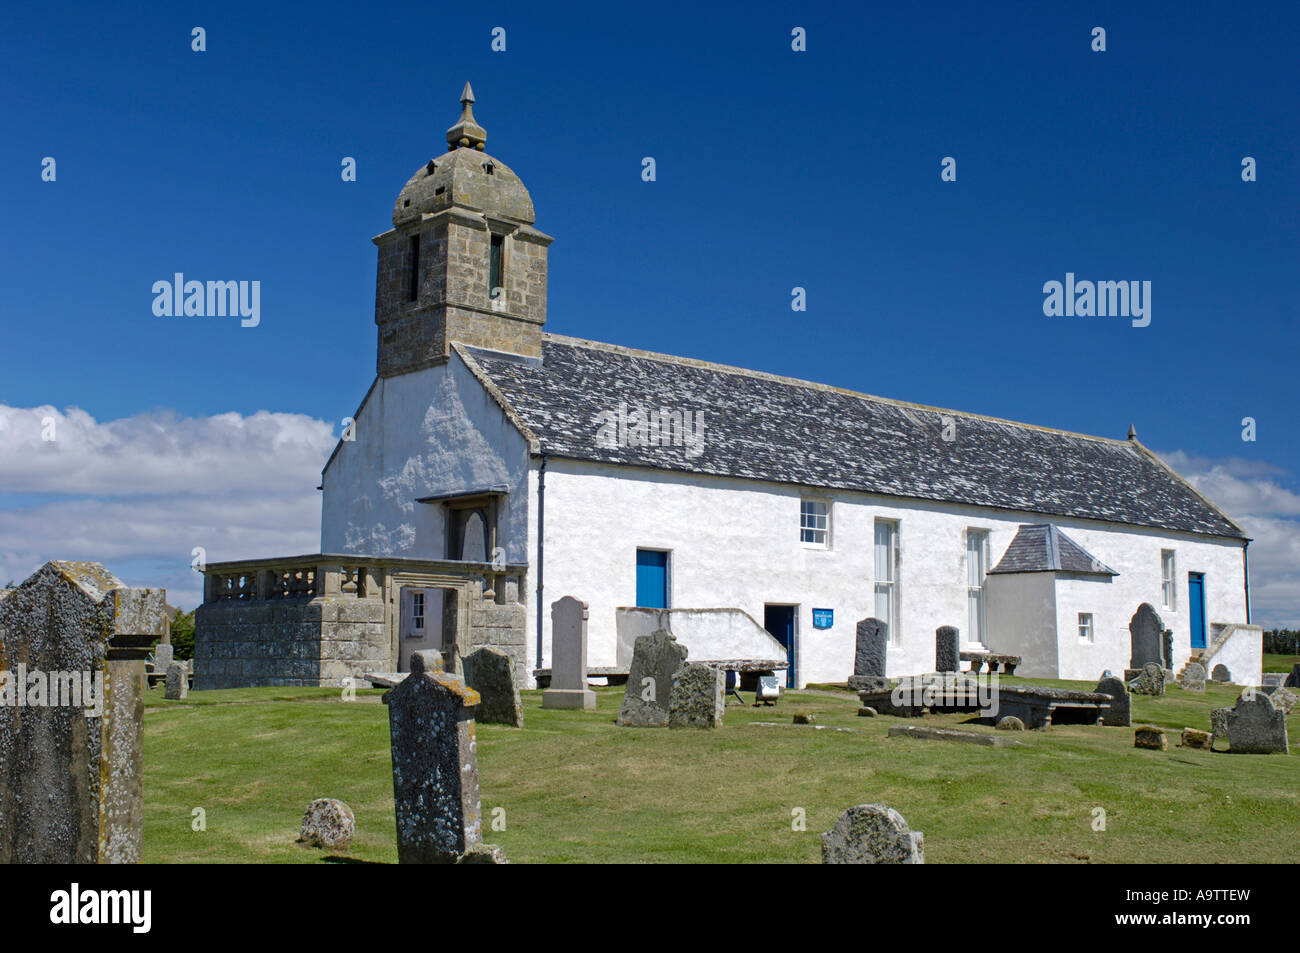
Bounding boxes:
1134 725 1168 750
1128 603 1165 670
462 646 523 727
821 804 924 864
1268 686 1297 715
1180 728 1212 750
1262 673 1285 689
298 798 355 850
1209 707 1231 751
1211 663 1231 683
668 662 724 729
0 561 164 864
848 617 887 690
542 596 595 710
382 651 505 863
935 626 960 673
1162 629 1174 671
1130 662 1166 696
792 711 816 725
153 641 173 672
1220 692 1289 754
996 715 1025 731
617 629 688 727
1284 664 1300 689
1178 662 1206 693
164 661 188 700
411 648 444 674
1094 674 1132 727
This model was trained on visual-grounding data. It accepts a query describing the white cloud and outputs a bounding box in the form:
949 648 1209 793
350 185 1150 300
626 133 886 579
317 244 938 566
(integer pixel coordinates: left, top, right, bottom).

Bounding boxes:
1157 449 1300 629
0 405 337 609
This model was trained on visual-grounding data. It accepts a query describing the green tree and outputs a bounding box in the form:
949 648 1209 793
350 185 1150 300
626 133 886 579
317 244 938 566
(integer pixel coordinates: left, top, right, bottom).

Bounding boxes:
169 609 196 661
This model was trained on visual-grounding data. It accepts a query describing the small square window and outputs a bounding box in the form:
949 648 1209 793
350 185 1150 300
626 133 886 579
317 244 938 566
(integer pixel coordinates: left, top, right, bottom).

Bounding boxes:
800 500 829 546
1078 612 1094 643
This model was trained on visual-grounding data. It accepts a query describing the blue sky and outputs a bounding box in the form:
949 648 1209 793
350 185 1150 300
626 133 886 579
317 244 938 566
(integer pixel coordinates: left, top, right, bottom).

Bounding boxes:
1 1 1298 619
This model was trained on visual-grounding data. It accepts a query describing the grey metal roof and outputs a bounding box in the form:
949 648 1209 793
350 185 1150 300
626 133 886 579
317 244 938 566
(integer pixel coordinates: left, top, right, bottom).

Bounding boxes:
465 336 1245 540
988 524 1118 575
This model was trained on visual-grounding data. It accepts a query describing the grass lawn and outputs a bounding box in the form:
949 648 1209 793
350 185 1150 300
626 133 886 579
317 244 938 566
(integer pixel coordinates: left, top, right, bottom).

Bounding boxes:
1263 653 1300 674
141 677 1298 864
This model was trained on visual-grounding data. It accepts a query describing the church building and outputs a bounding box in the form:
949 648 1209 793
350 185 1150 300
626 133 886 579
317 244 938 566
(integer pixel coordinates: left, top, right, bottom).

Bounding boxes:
202 86 1261 690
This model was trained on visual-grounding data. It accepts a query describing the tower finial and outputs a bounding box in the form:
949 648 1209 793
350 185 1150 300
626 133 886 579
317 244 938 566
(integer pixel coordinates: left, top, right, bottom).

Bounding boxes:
1127 423 1137 440
446 81 487 151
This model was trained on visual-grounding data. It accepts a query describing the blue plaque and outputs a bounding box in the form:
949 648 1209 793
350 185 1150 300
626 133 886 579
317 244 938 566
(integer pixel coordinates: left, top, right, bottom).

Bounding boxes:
812 608 834 630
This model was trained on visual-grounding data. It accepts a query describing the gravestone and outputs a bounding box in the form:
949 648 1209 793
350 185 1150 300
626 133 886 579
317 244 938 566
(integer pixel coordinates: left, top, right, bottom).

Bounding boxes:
821 804 924 864
463 646 523 727
996 716 1025 731
382 652 505 863
0 561 164 864
411 649 444 674
1221 693 1289 754
1134 726 1168 750
1262 673 1285 689
1178 662 1206 693
668 662 724 729
1285 664 1300 689
1268 686 1297 715
935 626 960 673
1211 664 1231 683
153 641 173 672
848 617 888 690
164 661 188 701
543 596 595 710
1162 630 1174 670
1209 707 1231 751
1128 603 1165 670
1130 662 1166 696
618 629 688 727
298 798 355 850
1180 728 1212 750
1094 674 1132 727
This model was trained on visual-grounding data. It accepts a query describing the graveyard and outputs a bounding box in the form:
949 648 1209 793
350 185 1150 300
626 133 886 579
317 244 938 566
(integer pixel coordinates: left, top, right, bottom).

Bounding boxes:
138 673 1298 864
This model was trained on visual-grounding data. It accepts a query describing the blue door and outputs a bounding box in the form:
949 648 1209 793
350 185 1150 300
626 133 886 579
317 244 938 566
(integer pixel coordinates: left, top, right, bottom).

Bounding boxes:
764 605 797 688
1189 572 1206 649
635 549 669 608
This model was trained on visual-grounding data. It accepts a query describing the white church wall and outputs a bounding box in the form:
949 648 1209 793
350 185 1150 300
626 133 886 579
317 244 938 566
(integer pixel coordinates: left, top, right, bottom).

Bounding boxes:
985 573 1058 677
1206 624 1264 687
526 458 1250 688
1053 573 1125 682
320 354 532 564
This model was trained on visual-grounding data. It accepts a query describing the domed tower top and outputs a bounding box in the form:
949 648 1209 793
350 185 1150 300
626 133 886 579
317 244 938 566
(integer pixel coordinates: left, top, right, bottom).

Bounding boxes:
374 84 553 376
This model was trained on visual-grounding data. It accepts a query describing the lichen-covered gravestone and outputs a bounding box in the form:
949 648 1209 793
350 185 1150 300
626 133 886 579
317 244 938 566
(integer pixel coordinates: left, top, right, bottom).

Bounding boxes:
1220 692 1289 754
1130 662 1166 696
1134 725 1168 750
1211 664 1231 683
0 561 164 864
1094 674 1132 727
1268 686 1297 715
1128 603 1165 672
164 661 188 700
382 652 506 863
462 645 523 727
821 804 924 864
1178 662 1206 693
618 629 688 727
848 617 888 691
667 662 723 729
542 596 595 710
153 641 173 672
934 626 960 673
298 798 355 850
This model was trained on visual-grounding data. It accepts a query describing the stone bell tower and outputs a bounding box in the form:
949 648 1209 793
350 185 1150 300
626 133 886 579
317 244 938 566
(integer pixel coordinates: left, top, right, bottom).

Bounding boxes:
374 83 552 376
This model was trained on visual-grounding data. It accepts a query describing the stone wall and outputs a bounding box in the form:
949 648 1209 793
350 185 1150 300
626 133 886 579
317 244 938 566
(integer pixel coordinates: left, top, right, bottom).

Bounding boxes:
195 597 387 690
467 593 528 689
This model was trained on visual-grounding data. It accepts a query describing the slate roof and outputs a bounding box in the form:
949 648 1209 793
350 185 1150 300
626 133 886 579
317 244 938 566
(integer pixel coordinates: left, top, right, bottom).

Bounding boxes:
464 336 1246 540
988 524 1118 575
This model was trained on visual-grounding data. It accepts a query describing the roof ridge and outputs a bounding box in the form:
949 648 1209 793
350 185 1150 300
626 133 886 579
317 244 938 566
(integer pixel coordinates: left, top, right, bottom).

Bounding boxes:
541 333 1135 448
